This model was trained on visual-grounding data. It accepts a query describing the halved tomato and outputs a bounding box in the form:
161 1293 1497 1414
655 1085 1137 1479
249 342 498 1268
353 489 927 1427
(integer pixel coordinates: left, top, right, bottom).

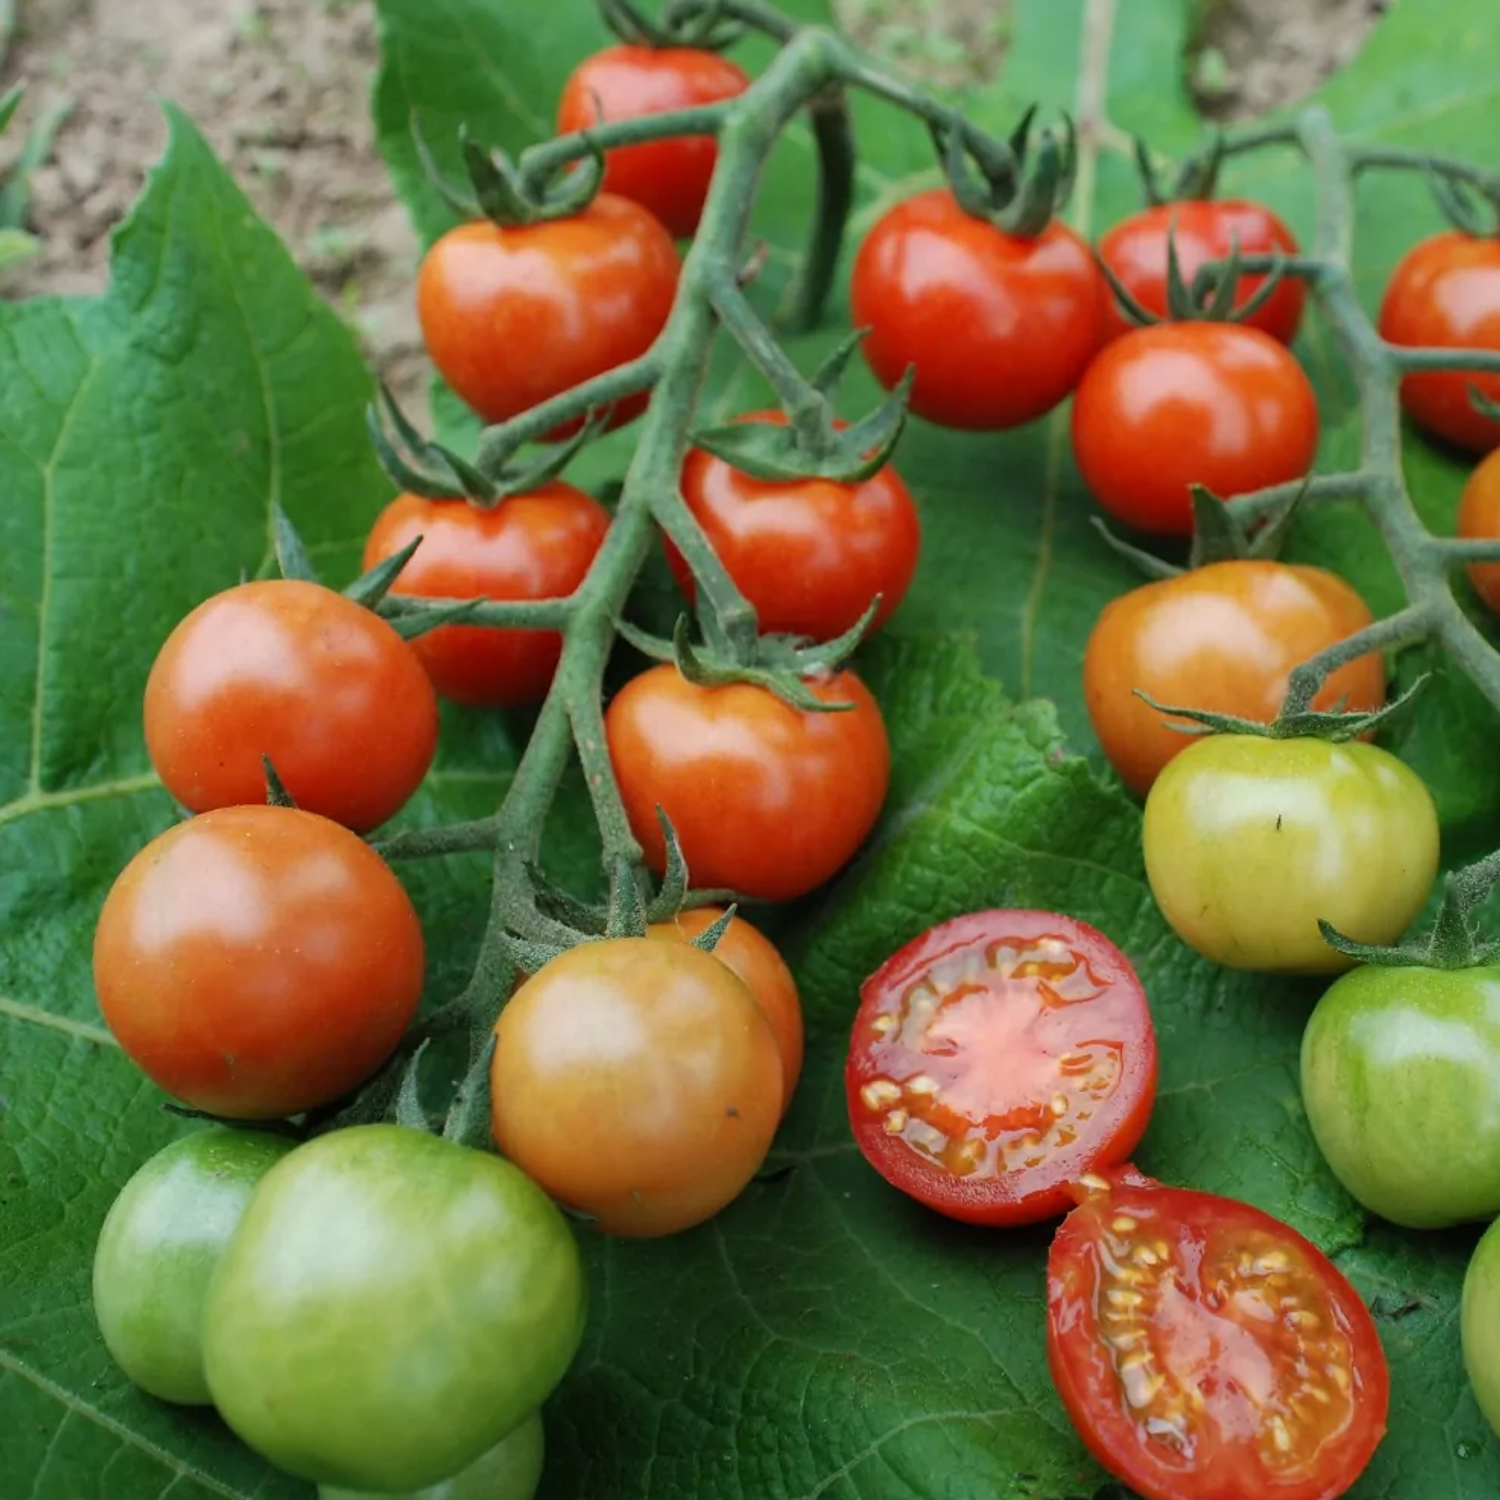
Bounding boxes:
844 910 1157 1226
1047 1167 1389 1500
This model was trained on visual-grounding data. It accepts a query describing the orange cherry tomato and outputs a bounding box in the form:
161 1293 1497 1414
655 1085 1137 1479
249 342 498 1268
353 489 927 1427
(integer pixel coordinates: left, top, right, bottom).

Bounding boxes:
1457 445 1500 613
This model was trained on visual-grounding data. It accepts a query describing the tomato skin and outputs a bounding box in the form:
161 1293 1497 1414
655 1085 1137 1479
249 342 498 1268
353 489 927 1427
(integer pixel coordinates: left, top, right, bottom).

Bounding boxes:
93 805 425 1119
320 1412 544 1500
646 906 804 1114
144 579 438 833
851 189 1107 430
605 665 890 902
1456 446 1500 613
1463 1217 1500 1440
1071 321 1320 535
1378 231 1500 453
92 1128 294 1406
490 938 784 1237
1097 199 1305 345
417 197 679 434
361 487 610 707
1142 736 1439 974
846 910 1157 1226
556 45 750 239
667 410 921 641
203 1125 585 1492
1084 560 1384 797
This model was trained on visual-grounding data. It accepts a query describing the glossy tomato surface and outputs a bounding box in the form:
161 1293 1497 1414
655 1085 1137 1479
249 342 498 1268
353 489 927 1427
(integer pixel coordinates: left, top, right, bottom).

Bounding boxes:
1047 1167 1389 1500
1097 198 1305 345
93 805 425 1118
144 579 438 833
1143 736 1439 974
1457 446 1500 613
417 196 678 433
362 486 610 707
1084 560 1384 797
1464 1217 1500 1440
846 910 1157 1226
490 938 784 1237
1071 321 1320 535
1378 230 1500 453
203 1126 585 1493
669 410 921 641
556 45 749 238
320 1412 544 1500
851 189 1107 430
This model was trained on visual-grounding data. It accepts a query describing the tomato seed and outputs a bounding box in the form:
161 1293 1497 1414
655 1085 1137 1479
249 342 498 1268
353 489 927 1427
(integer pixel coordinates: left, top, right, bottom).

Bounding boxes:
885 1109 908 1134
906 1074 940 1096
860 1079 901 1110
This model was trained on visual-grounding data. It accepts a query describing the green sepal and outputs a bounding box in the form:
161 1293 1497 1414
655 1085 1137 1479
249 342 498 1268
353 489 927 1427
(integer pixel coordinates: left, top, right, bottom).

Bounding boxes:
381 595 489 641
270 500 318 583
688 903 736 955
345 536 422 609
1422 162 1500 239
1187 478 1305 567
441 1033 498 1152
528 862 610 936
410 112 485 222
667 614 859 714
1470 386 1500 423
262 755 297 809
602 0 742 49
393 1039 432 1132
931 105 1074 239
504 934 572 975
1089 518 1184 582
644 812 692 922
604 857 650 939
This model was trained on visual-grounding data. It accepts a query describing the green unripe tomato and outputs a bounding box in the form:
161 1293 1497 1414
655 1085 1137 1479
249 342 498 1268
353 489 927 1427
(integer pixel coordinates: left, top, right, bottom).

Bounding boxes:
319 1410 544 1500
1463 1216 1500 1439
1142 734 1439 973
91 1126 295 1405
202 1124 585 1493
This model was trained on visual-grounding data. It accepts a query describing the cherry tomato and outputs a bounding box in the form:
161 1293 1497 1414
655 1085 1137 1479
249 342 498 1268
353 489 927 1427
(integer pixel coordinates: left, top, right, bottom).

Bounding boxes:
1097 198 1305 345
417 196 679 435
92 1127 294 1405
555 45 750 239
202 1125 585 1492
1047 1166 1389 1500
1456 446 1500 613
320 1413 544 1500
1464 1217 1500 1441
1071 321 1320 535
605 664 890 902
361 486 611 707
846 911 1157 1227
1378 230 1500 453
489 937 784 1237
646 905 804 1113
144 579 438 833
850 189 1107 430
1142 735 1439 974
93 805 425 1119
1084 560 1385 798
666 410 920 641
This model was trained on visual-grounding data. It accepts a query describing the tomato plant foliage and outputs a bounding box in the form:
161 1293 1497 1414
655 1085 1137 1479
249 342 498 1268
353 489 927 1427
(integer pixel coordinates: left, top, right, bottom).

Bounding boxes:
4 2 1500 1498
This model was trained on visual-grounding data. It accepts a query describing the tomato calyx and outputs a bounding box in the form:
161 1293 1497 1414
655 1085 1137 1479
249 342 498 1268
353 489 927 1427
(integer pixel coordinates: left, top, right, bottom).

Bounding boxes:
1132 127 1228 205
598 0 744 51
931 103 1076 239
1422 161 1500 239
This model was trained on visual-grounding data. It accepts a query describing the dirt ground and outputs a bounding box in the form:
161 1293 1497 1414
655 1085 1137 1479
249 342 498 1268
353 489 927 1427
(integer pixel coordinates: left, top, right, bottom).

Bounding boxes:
0 0 1394 414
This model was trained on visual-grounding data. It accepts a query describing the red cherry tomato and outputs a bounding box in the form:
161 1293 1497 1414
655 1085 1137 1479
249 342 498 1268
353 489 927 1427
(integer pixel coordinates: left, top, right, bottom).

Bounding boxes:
1047 1166 1390 1500
361 485 611 708
556 45 750 239
1097 199 1305 345
1378 230 1500 453
1071 321 1320 535
851 189 1107 431
845 911 1157 1227
416 196 679 436
666 410 921 641
1458 446 1500 613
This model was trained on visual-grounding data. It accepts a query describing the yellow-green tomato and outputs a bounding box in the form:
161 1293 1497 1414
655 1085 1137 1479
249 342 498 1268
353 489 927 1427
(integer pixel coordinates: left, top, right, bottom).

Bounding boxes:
91 1126 295 1404
1142 735 1438 973
319 1410 544 1500
1301 964 1500 1228
1463 1216 1500 1439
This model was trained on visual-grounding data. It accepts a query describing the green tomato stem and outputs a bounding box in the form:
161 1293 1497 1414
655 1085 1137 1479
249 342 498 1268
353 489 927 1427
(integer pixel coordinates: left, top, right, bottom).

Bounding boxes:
781 85 856 333
521 102 736 184
1350 145 1500 201
1280 604 1434 716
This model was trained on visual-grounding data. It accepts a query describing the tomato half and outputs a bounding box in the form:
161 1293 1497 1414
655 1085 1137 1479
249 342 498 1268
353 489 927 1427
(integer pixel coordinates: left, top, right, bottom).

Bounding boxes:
667 410 921 641
850 189 1107 430
605 664 890 902
1083 560 1385 798
1047 1167 1389 1500
845 911 1157 1226
1378 230 1500 454
144 579 438 833
556 45 750 239
417 197 679 434
1457 445 1500 614
361 486 610 707
1464 1217 1500 1441
1071 321 1320 535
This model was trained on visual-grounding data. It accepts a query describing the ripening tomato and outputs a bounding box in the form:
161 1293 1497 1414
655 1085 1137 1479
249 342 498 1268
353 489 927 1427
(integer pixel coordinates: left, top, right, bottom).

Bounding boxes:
361 486 610 707
1097 199 1305 345
605 664 890 902
490 938 784 1237
417 197 679 435
667 410 921 641
144 579 438 833
851 189 1108 430
1456 446 1500 613
556 45 750 239
1071 321 1320 535
1047 1166 1390 1500
93 805 425 1119
1084 560 1385 797
1378 231 1500 453
846 910 1157 1226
